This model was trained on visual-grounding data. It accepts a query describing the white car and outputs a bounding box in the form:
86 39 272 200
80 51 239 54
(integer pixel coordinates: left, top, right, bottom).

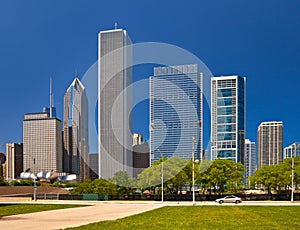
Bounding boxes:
216 195 242 204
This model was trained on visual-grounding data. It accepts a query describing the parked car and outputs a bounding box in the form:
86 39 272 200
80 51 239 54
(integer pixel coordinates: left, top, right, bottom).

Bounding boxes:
215 195 242 204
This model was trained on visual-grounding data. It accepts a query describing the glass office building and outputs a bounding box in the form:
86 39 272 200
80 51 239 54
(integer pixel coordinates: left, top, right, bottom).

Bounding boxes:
211 75 246 163
244 139 256 185
63 77 89 182
150 64 203 165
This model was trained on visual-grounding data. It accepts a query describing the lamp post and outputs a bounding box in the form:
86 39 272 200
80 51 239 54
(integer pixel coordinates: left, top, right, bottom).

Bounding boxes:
33 158 37 202
192 137 197 206
157 148 163 203
291 155 294 203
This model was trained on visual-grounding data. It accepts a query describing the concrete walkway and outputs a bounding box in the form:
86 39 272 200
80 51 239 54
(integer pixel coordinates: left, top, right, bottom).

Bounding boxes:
0 201 163 230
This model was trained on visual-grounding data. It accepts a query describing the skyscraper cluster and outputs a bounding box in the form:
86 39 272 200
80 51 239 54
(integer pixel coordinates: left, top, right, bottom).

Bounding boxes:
1 26 296 185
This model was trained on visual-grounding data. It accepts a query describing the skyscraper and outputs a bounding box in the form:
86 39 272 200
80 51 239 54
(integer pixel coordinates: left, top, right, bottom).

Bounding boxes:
98 28 132 178
150 64 202 164
211 75 246 163
63 77 89 182
284 142 300 159
244 139 256 185
5 143 23 181
23 112 63 174
257 121 283 169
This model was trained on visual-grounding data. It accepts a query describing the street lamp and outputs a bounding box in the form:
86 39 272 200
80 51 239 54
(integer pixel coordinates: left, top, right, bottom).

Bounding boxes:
291 154 294 203
33 158 37 202
157 148 164 203
192 137 199 206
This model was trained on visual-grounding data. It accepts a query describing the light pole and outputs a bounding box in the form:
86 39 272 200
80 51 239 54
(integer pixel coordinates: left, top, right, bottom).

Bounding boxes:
192 137 197 206
291 155 294 203
157 148 164 203
33 158 37 202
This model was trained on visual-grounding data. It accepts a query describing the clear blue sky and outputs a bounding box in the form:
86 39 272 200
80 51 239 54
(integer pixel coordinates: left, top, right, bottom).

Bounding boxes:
1 0 300 153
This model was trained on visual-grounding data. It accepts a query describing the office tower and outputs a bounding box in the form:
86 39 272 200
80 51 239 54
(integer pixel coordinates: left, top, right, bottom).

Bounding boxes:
133 133 143 146
23 112 63 174
63 77 89 182
211 75 246 163
89 153 99 180
133 142 149 178
150 64 203 165
257 121 283 169
244 139 256 185
284 142 300 159
5 143 23 181
98 28 133 178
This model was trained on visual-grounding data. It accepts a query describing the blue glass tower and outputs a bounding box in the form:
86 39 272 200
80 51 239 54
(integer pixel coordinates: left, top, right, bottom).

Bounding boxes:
211 75 246 163
150 64 203 165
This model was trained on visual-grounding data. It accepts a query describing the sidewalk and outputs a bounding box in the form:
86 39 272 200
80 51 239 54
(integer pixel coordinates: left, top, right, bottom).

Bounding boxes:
0 201 163 230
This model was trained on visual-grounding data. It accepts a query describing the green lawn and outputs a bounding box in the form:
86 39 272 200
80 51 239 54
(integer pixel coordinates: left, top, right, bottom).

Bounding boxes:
67 206 300 230
0 204 85 217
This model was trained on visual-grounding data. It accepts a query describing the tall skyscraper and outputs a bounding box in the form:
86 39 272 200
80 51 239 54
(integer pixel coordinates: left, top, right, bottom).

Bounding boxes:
257 121 283 169
244 139 256 185
5 143 23 181
211 75 246 163
284 142 300 159
23 112 63 174
98 28 132 178
150 64 203 164
63 77 89 182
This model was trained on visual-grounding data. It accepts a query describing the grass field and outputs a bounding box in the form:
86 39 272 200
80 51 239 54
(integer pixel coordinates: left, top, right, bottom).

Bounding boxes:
67 206 300 230
0 204 84 217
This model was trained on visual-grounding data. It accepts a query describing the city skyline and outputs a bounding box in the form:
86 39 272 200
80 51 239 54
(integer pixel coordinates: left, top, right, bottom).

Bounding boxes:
1 1 300 154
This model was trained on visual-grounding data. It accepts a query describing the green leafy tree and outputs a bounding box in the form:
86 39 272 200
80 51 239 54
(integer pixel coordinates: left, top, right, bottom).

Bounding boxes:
72 179 118 195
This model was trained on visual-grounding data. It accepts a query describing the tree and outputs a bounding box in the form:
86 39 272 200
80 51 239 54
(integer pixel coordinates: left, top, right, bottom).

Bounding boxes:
199 159 244 195
72 178 118 195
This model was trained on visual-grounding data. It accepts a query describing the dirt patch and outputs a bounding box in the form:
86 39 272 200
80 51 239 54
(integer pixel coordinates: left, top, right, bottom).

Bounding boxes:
0 186 70 196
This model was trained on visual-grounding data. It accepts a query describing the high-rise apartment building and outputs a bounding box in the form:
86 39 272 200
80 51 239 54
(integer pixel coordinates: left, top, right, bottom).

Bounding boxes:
98 28 132 178
283 142 300 159
211 75 246 163
5 143 23 181
244 139 256 185
150 64 203 164
23 112 63 174
63 77 89 182
257 121 283 169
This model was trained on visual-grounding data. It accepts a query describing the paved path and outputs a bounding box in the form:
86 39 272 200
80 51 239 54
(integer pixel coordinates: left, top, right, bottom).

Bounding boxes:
1 200 300 229
0 201 163 230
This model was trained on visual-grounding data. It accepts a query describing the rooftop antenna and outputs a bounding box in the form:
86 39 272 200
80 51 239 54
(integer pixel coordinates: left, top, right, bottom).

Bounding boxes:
114 22 117 30
50 75 53 118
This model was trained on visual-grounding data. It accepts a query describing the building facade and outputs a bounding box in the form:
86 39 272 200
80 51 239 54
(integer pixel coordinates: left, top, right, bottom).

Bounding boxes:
133 133 143 146
244 139 256 185
211 75 246 163
283 142 300 159
5 143 23 181
98 28 133 178
23 112 63 174
64 77 89 182
150 64 203 164
133 142 150 178
257 121 283 169
89 153 99 180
